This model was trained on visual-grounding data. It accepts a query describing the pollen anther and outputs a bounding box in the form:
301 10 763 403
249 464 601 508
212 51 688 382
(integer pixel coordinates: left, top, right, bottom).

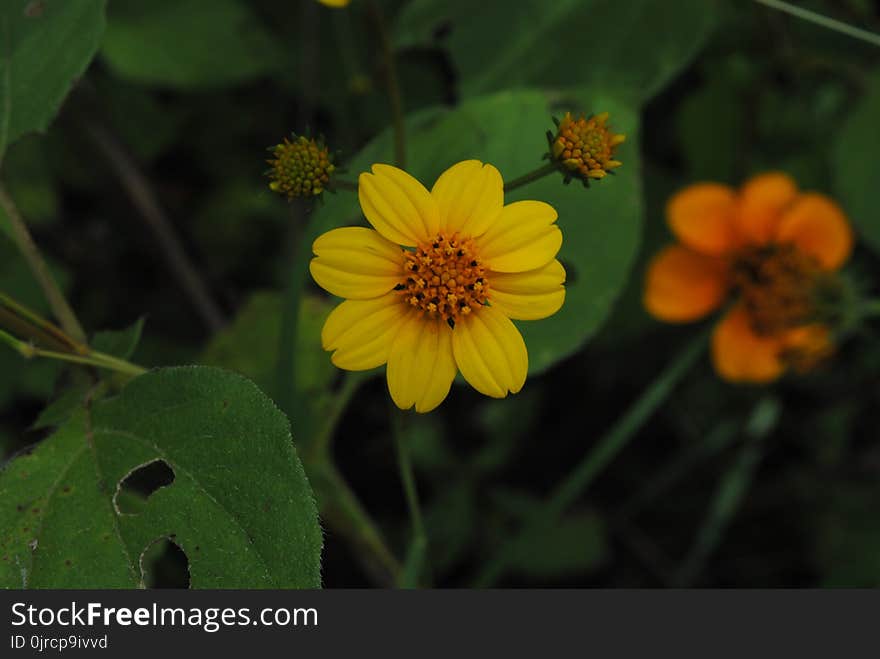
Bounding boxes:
400 233 489 323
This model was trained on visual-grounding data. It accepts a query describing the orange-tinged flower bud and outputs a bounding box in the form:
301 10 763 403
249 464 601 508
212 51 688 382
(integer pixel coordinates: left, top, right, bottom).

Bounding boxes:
548 112 625 185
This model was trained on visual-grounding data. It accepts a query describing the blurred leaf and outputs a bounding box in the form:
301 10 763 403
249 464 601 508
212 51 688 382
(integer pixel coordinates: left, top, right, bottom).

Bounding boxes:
424 483 475 573
815 483 880 587
30 383 91 431
677 77 745 183
492 489 606 578
394 0 718 104
0 0 107 159
833 72 880 253
0 367 322 588
101 0 282 88
0 136 58 230
92 317 145 361
307 89 642 375
201 292 335 398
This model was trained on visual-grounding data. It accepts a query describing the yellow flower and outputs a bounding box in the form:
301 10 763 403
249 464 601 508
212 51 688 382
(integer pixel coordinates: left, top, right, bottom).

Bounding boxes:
310 160 566 412
317 0 350 7
550 112 625 183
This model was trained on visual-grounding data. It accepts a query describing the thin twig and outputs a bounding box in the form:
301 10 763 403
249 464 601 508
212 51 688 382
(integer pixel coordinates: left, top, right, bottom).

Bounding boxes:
85 122 226 333
754 0 880 47
0 183 87 343
391 407 428 588
503 162 558 192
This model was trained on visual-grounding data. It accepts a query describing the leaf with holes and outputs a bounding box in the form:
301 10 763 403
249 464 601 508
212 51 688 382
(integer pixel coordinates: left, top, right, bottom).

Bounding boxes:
394 0 718 105
0 367 322 588
0 0 107 161
303 89 642 376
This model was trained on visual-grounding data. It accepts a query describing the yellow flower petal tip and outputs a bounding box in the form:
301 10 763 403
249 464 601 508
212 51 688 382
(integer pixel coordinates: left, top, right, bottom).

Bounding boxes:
310 160 566 412
265 134 335 200
548 111 625 186
317 0 350 7
643 172 855 384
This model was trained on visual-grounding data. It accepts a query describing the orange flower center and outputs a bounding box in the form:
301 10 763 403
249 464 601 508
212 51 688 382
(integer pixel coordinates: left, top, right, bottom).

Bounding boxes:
398 233 489 327
732 243 822 336
551 112 624 180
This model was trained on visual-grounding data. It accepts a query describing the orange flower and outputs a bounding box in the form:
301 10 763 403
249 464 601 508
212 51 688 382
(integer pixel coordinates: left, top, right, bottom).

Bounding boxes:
644 173 853 383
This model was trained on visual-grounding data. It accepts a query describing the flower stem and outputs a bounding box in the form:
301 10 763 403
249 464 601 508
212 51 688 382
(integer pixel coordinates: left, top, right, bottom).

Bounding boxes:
328 178 358 193
368 0 406 168
753 0 880 47
0 291 87 354
672 396 779 586
503 162 558 193
471 329 709 587
0 328 147 377
0 182 87 343
309 372 364 458
391 407 428 588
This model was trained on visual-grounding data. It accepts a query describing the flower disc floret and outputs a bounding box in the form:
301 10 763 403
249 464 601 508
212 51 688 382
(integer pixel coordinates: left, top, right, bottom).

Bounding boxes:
267 135 335 199
550 112 625 182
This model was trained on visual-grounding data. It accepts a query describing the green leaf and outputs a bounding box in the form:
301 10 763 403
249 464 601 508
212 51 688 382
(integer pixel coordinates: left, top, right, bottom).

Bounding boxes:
394 0 718 104
492 489 606 578
101 0 282 88
0 0 107 160
92 318 145 361
0 367 322 588
833 73 880 254
201 292 335 398
307 89 642 376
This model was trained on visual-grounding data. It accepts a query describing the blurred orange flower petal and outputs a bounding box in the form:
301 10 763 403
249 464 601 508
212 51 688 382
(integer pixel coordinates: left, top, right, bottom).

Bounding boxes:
644 245 728 322
711 304 785 383
667 183 741 257
775 193 853 270
736 172 798 244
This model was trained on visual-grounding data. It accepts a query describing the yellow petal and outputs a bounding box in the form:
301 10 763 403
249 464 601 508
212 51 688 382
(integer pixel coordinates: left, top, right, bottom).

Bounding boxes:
488 260 566 320
310 227 402 299
452 306 528 398
322 295 408 371
386 313 457 413
317 0 349 7
431 160 504 237
477 201 561 273
358 164 439 246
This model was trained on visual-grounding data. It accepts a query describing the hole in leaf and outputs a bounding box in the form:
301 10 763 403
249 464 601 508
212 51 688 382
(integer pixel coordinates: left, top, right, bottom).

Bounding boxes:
114 459 175 514
141 537 190 589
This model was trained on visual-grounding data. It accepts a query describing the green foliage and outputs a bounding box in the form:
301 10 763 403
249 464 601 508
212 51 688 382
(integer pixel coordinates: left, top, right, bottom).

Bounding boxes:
0 367 322 588
0 0 107 160
309 90 642 375
101 0 282 88
394 0 719 104
833 73 880 254
201 292 335 400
